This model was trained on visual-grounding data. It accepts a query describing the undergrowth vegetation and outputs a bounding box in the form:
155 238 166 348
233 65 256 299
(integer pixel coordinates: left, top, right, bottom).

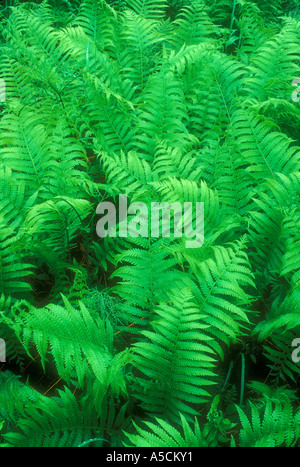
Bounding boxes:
0 0 300 447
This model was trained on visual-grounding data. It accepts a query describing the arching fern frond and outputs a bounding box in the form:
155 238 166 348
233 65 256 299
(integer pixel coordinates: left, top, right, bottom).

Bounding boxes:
0 108 51 198
236 393 300 447
100 150 155 199
133 59 193 161
189 238 255 356
111 237 188 326
0 223 33 299
231 105 300 180
123 0 167 20
0 166 35 233
1 386 102 447
76 0 117 51
243 23 300 102
237 1 274 58
24 197 93 262
171 0 216 48
132 287 217 421
125 413 205 447
118 10 162 88
3 296 129 390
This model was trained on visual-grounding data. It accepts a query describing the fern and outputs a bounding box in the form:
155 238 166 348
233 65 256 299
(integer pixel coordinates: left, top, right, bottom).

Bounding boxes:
0 223 33 299
111 237 188 326
125 396 235 446
0 0 300 449
2 296 129 392
236 392 300 447
1 386 103 447
123 0 167 20
132 287 217 421
171 1 216 48
125 414 206 447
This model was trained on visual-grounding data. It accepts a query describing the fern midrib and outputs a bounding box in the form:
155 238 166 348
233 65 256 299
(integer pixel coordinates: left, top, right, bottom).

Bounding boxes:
196 244 244 318
244 110 276 180
20 122 42 187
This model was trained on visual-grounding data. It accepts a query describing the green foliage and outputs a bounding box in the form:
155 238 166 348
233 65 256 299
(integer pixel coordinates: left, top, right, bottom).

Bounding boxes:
236 384 300 447
132 287 217 421
2 296 129 391
125 396 235 446
0 0 299 449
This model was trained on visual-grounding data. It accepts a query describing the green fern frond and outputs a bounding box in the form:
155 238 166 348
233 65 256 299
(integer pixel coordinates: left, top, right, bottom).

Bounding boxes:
101 150 155 199
236 394 300 447
0 166 35 233
0 223 33 298
111 237 188 325
24 197 93 266
133 59 194 160
119 10 163 87
189 238 255 355
243 23 300 101
237 1 274 57
125 413 205 447
1 386 102 447
132 287 217 421
152 144 203 182
171 1 216 48
123 0 167 20
0 109 51 197
3 296 130 390
76 0 117 51
231 106 300 180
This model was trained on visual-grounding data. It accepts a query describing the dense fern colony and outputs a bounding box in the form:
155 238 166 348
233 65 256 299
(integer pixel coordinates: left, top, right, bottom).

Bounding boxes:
0 0 300 448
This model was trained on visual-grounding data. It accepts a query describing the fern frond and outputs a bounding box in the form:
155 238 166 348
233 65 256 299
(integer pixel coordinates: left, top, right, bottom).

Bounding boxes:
0 166 35 233
171 1 216 48
132 287 217 421
1 386 102 447
243 23 300 102
237 1 274 57
111 237 188 325
236 395 300 447
133 59 193 160
125 413 205 447
0 223 33 298
0 109 51 197
123 0 167 20
189 238 255 356
152 144 203 182
231 106 300 180
76 0 117 52
24 197 93 264
118 10 163 88
3 296 129 390
100 150 155 199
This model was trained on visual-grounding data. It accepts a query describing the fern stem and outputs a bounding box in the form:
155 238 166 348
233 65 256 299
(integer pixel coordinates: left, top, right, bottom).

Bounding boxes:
229 0 237 34
77 437 108 447
239 353 245 406
221 360 234 392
